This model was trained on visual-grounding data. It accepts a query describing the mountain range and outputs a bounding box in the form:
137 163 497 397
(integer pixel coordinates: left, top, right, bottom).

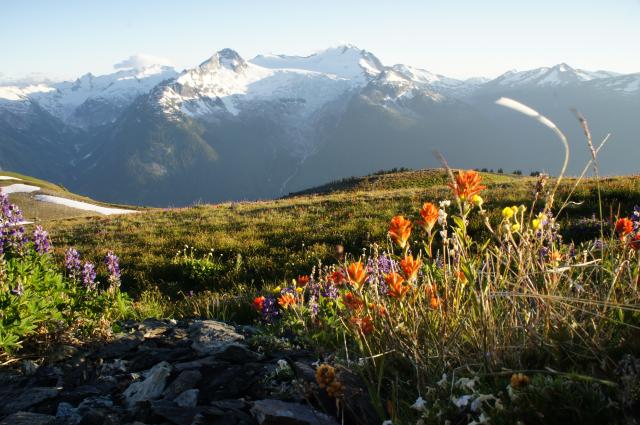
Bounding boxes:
1 45 638 206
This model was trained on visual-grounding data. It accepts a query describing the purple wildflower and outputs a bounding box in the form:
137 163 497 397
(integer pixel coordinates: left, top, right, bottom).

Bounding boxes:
104 250 121 286
33 225 51 254
82 262 97 289
0 191 26 254
65 248 82 279
261 296 279 322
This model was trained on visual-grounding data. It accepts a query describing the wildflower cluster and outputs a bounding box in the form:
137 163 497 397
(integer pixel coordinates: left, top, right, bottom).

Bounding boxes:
0 192 130 353
246 168 640 424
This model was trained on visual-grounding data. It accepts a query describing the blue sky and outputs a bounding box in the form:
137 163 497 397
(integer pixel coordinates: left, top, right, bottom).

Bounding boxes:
1 0 639 81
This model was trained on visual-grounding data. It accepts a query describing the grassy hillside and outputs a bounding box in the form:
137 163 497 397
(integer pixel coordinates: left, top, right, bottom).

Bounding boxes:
0 170 140 221
44 169 640 296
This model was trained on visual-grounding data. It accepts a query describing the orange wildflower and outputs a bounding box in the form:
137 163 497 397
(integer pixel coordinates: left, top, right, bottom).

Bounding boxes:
252 296 265 312
615 218 634 238
419 202 439 232
628 233 640 251
277 293 296 309
350 315 374 335
400 254 422 281
385 272 409 299
450 170 486 201
429 295 441 309
296 275 310 287
343 292 365 311
389 215 412 249
347 261 367 289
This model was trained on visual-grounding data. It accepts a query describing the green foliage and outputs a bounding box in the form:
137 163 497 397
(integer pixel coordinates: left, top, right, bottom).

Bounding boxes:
0 251 132 354
172 245 227 289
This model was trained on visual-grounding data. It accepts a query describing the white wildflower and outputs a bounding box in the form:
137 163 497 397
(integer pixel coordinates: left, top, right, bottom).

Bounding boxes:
410 396 427 412
439 200 451 208
437 373 448 388
438 209 448 225
456 377 477 391
470 394 497 412
382 421 393 425
451 394 473 408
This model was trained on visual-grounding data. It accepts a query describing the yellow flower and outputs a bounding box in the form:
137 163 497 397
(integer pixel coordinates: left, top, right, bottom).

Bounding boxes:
471 195 484 208
296 287 303 294
502 207 515 219
511 223 521 232
273 286 282 294
532 219 541 231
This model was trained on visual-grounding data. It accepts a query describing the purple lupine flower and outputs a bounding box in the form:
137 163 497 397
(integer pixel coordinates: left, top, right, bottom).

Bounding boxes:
632 206 640 222
261 296 279 322
33 225 51 254
104 250 121 285
65 248 82 280
309 295 319 318
0 191 26 254
82 262 97 288
321 282 339 299
10 282 24 296
594 239 604 250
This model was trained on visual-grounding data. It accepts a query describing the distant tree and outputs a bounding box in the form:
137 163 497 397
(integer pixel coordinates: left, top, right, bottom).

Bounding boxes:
490 169 494 173
513 170 523 175
497 168 504 174
530 171 541 177
481 168 489 172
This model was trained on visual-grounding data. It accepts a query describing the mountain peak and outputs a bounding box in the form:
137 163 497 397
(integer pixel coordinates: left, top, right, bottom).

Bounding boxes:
199 49 246 73
250 44 383 81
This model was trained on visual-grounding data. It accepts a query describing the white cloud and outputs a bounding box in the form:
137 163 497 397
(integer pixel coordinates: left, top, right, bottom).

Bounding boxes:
113 53 174 70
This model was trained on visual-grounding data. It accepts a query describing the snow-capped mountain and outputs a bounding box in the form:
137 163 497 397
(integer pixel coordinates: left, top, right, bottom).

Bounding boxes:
0 45 638 206
157 48 358 120
486 63 621 88
0 64 177 127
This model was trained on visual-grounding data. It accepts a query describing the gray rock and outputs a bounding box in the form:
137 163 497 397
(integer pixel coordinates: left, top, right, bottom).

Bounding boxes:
163 369 202 400
139 318 171 338
21 359 39 376
1 386 60 415
122 361 172 407
189 320 244 355
215 342 263 363
250 399 339 425
0 412 56 425
173 389 199 408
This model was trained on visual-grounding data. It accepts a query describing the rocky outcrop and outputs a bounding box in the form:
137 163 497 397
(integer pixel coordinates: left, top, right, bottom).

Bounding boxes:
0 319 378 425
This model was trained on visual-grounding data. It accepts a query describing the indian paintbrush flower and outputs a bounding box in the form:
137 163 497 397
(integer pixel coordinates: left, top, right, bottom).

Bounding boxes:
450 170 486 201
388 215 412 249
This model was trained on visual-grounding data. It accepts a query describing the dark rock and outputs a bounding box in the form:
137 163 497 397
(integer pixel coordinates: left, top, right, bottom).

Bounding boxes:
215 343 263 363
210 399 248 411
48 345 79 363
0 386 60 415
163 369 202 400
199 363 262 401
98 334 143 359
0 411 56 425
250 400 339 425
149 399 203 425
173 356 218 372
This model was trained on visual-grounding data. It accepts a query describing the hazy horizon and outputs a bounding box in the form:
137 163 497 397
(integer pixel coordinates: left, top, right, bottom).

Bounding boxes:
2 0 639 82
